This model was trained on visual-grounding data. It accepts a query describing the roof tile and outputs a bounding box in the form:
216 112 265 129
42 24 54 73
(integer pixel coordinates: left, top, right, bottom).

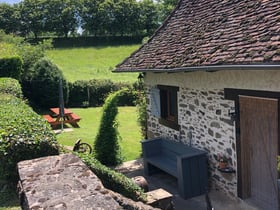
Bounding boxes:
115 0 280 72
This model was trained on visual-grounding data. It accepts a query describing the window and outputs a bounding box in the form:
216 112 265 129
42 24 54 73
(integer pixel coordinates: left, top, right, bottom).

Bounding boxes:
158 85 179 130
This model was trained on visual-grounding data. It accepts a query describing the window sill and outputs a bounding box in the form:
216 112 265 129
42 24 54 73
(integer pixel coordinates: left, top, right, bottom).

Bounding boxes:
159 118 180 131
217 166 236 174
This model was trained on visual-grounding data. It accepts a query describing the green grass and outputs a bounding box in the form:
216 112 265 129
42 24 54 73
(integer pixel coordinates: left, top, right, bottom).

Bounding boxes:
1 44 143 209
46 45 140 83
56 106 142 161
0 106 142 210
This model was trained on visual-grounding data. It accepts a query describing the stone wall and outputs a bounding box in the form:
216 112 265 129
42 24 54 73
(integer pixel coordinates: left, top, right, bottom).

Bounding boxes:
146 85 237 197
144 69 280 198
17 154 158 210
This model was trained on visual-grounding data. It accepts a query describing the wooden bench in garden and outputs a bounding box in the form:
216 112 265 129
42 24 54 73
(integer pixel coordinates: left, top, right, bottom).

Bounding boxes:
43 109 81 129
141 137 208 199
43 115 60 125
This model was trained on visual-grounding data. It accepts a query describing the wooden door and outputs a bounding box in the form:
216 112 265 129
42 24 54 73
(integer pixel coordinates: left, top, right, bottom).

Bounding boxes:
239 96 279 210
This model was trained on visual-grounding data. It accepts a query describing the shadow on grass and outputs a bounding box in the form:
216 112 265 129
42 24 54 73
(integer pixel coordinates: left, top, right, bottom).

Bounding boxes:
0 180 20 210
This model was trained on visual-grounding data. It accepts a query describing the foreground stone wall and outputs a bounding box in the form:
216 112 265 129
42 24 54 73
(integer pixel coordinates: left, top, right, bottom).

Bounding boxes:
17 154 157 210
145 85 237 197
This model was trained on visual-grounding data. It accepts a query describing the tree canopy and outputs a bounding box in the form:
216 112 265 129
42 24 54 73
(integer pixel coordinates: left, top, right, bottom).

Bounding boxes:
0 0 178 38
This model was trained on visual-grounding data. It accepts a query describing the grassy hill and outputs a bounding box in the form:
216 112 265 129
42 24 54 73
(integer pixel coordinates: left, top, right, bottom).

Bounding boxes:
46 45 140 83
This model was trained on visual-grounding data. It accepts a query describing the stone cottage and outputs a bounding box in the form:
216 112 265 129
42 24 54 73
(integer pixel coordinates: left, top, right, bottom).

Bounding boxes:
114 0 280 209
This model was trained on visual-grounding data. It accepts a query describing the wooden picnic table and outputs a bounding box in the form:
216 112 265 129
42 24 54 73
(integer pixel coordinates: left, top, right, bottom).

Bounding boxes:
43 108 81 129
50 107 73 116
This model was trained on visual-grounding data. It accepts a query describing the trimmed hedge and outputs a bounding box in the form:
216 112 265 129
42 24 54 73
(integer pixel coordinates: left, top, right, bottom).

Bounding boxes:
0 56 23 80
0 93 59 181
68 79 137 107
94 90 124 166
79 153 146 202
0 77 23 98
30 58 68 108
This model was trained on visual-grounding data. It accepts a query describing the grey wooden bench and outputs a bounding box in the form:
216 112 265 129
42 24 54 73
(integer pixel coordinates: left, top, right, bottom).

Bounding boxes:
141 137 208 199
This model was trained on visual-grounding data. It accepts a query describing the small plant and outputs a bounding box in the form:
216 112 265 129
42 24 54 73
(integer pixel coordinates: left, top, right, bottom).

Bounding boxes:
217 153 229 169
218 153 228 163
135 81 147 138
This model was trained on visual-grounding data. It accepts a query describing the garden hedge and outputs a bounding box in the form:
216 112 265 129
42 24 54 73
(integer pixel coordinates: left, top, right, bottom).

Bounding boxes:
0 56 23 80
0 77 23 98
68 79 137 107
79 153 146 202
94 90 124 166
29 58 68 108
0 93 59 181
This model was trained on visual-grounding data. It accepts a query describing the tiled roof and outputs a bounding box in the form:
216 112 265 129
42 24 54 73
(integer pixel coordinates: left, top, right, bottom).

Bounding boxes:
115 0 280 72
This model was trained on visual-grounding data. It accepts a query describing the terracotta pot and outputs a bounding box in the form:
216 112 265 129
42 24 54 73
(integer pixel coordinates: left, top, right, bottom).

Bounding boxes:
132 176 149 192
218 162 227 169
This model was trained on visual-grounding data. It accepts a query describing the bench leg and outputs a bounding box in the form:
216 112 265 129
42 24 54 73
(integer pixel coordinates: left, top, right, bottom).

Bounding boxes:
70 121 80 128
144 162 162 176
178 177 186 199
51 124 59 130
143 161 150 175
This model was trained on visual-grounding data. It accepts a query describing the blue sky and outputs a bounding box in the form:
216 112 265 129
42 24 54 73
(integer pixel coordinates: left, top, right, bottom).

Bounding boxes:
0 0 21 4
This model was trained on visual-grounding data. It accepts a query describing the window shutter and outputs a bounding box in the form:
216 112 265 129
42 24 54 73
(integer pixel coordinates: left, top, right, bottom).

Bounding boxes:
150 87 161 118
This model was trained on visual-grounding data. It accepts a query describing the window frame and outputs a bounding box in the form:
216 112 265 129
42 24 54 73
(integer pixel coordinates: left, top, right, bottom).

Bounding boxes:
157 85 180 130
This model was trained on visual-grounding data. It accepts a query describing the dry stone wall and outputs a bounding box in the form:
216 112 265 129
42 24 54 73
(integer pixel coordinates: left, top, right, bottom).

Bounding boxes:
146 86 237 197
17 154 158 210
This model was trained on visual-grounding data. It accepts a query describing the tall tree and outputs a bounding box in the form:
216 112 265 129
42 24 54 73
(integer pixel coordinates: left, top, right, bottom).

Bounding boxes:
45 0 80 37
139 0 160 36
0 3 20 34
156 0 179 22
18 0 47 38
112 0 140 36
80 0 106 36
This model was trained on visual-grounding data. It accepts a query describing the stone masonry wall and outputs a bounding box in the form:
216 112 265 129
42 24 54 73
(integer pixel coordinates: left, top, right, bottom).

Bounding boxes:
17 154 158 210
146 86 237 197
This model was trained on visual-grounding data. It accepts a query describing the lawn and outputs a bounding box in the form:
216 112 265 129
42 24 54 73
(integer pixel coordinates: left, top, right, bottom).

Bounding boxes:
46 45 140 83
0 44 143 209
56 106 142 161
47 45 144 160
0 106 142 209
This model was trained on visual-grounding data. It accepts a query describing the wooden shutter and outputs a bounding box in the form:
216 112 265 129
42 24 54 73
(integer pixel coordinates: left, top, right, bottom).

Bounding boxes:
150 87 161 118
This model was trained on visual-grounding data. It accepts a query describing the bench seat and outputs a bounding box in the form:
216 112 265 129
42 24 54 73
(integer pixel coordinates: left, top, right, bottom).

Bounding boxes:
43 114 55 123
142 137 208 199
146 155 178 177
68 113 81 121
43 113 81 128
